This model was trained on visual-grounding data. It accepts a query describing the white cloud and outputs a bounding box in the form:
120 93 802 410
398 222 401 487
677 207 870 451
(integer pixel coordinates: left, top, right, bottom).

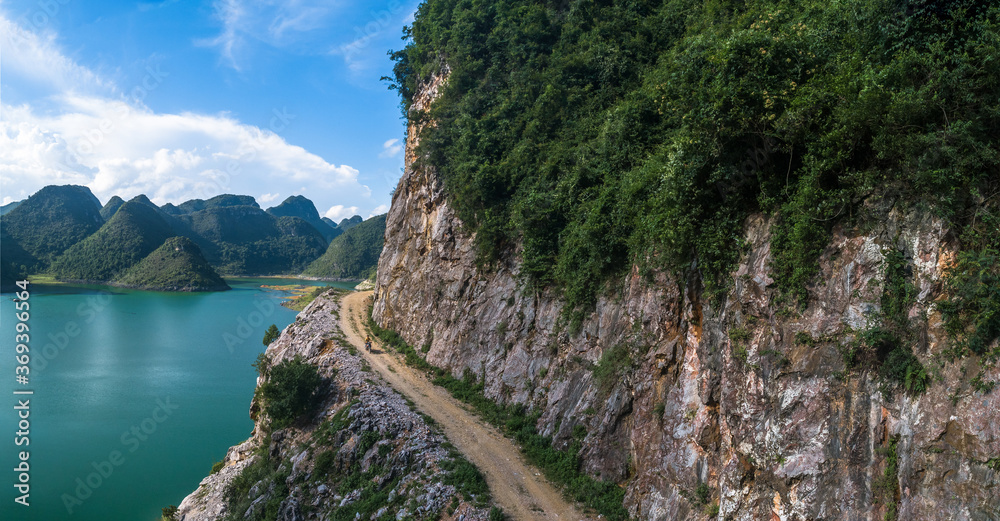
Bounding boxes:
0 12 383 217
324 204 360 222
380 138 402 158
199 0 343 70
0 15 115 96
259 192 280 204
368 204 389 218
1 96 374 208
329 1 417 78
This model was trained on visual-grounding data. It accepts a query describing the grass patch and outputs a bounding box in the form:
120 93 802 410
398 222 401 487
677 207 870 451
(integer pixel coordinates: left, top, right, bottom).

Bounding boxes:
592 343 634 395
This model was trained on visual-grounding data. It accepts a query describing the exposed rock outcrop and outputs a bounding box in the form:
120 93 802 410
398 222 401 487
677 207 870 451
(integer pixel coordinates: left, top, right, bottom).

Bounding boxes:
177 290 494 521
372 73 1000 520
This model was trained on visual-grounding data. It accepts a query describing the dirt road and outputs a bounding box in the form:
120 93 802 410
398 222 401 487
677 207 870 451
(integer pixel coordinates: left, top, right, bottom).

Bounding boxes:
340 291 591 521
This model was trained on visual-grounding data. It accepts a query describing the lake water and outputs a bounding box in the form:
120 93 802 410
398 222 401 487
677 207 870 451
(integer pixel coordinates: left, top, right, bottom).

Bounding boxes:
0 278 355 521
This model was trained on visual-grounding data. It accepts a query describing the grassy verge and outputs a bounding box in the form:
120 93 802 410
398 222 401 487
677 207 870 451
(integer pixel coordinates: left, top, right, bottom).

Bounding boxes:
365 304 628 521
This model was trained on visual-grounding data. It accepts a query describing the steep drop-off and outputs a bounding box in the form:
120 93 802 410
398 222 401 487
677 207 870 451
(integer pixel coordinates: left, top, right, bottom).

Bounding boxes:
372 71 1000 520
176 290 498 521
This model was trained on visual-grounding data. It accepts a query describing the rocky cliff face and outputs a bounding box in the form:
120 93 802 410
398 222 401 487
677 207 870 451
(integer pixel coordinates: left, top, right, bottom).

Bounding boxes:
177 290 494 521
373 74 1000 520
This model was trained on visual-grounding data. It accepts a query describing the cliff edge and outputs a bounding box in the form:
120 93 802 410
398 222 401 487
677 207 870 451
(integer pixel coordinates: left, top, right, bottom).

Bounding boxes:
372 75 1000 520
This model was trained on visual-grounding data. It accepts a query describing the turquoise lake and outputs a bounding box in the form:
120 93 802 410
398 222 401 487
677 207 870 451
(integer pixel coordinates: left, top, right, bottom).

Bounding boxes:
0 278 355 521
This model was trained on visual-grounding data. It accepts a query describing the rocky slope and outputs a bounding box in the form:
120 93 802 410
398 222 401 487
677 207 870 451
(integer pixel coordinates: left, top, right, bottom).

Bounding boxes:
177 290 496 521
372 73 1000 520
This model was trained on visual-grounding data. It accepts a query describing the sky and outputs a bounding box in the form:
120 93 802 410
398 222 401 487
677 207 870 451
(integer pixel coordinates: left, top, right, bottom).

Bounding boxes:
0 0 417 221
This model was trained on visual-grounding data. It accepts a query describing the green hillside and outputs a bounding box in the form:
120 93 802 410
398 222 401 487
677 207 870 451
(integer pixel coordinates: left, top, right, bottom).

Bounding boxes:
0 227 38 291
100 195 125 220
170 206 327 274
159 202 182 215
184 205 279 244
116 236 229 291
0 200 22 215
176 194 259 214
337 215 363 231
266 195 341 242
50 200 174 282
0 185 103 268
302 214 386 280
391 0 1000 311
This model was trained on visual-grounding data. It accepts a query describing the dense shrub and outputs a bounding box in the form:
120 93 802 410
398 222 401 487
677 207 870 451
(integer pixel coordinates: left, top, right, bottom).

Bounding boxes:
388 0 1000 313
257 356 324 429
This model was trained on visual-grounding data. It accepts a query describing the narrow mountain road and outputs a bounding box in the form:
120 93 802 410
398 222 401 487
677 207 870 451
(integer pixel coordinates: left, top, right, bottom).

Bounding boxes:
340 291 592 521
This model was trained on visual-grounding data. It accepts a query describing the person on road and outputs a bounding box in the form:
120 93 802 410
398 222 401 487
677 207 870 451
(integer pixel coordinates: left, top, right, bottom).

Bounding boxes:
365 335 372 352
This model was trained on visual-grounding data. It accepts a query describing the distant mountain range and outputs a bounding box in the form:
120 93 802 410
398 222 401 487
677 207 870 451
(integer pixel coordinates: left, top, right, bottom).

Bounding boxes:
0 185 386 291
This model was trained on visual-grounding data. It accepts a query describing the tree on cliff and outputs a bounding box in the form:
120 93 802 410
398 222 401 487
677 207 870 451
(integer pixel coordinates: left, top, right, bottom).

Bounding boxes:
262 324 280 346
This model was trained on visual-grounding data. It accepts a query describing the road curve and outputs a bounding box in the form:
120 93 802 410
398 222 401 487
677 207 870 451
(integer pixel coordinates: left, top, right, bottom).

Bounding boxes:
340 290 591 521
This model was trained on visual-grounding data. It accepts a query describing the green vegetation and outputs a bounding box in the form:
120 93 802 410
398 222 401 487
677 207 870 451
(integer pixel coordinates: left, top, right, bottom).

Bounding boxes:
257 356 324 429
302 214 387 280
175 194 260 214
115 236 229 291
253 352 272 378
366 307 627 520
183 207 327 275
282 286 340 312
440 450 490 504
0 200 22 215
695 482 711 505
366 311 435 371
873 435 900 521
592 343 633 395
262 324 280 346
843 249 929 397
4 188 343 284
222 435 291 521
210 460 224 474
50 200 174 282
0 227 39 291
100 195 125 220
266 195 342 243
939 209 1000 391
161 505 178 521
337 215 363 231
1 185 103 271
389 0 1000 314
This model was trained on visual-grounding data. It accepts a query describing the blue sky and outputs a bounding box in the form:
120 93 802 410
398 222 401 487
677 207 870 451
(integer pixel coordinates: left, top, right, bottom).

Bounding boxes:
0 0 417 220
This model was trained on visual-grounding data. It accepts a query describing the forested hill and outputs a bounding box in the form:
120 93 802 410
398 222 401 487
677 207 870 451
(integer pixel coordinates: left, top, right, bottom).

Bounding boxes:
303 214 387 280
266 195 342 243
116 236 230 291
0 184 103 270
1 187 384 288
388 0 999 313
